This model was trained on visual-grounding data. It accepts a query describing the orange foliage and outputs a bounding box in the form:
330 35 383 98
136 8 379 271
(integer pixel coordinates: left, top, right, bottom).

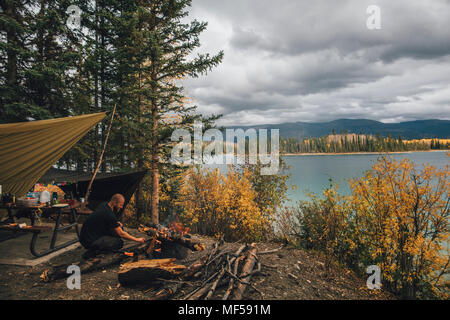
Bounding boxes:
178 167 270 242
277 155 449 299
345 156 449 298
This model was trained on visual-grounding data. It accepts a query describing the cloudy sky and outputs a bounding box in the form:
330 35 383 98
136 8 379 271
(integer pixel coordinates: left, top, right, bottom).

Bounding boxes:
182 0 450 126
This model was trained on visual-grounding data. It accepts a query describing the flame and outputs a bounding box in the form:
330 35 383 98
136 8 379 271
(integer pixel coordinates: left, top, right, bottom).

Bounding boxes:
169 221 190 236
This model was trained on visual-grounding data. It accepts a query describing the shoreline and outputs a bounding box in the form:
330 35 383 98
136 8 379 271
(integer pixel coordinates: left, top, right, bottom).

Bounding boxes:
282 150 450 156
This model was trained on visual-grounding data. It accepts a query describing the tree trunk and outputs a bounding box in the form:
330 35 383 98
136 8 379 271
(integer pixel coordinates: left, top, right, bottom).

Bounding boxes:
6 4 18 88
149 8 160 225
151 118 159 224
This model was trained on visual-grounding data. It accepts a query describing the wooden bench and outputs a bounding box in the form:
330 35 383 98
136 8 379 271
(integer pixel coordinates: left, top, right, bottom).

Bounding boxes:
0 205 81 257
0 224 51 234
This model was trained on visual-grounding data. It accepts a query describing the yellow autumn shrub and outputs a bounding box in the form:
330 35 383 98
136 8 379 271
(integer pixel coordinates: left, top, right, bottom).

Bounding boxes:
178 167 270 242
345 156 449 299
277 155 449 299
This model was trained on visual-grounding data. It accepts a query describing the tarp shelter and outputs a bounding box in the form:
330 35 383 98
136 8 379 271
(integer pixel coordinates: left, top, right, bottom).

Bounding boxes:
39 168 147 212
0 113 106 196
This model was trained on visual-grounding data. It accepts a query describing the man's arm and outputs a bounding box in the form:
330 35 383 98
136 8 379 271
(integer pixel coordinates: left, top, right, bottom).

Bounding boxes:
114 226 145 243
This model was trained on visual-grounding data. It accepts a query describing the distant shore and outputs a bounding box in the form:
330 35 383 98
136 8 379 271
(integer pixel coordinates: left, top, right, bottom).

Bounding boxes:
282 150 450 156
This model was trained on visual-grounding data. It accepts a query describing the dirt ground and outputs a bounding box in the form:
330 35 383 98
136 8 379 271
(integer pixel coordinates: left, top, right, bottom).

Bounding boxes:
0 231 394 300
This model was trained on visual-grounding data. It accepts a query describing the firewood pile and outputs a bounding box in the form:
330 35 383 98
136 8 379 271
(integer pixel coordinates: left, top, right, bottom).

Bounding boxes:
41 222 282 300
122 239 273 300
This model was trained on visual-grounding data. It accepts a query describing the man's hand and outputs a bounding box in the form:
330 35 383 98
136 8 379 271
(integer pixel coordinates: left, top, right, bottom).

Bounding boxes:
114 226 145 243
135 237 145 244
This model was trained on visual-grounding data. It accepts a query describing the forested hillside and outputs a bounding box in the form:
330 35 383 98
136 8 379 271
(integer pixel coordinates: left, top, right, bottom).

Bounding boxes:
281 134 450 154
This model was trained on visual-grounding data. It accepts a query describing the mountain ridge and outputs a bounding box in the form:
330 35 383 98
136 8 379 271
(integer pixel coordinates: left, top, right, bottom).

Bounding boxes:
225 119 450 139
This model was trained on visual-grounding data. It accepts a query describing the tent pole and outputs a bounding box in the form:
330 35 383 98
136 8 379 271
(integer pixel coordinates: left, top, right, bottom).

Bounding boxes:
84 104 117 202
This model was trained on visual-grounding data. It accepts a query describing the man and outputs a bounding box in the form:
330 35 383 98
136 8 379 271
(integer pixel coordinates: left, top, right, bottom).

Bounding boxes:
79 194 145 259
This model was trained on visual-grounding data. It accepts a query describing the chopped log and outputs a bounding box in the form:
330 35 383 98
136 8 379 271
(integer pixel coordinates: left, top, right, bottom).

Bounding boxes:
231 243 258 300
40 243 148 282
118 259 186 286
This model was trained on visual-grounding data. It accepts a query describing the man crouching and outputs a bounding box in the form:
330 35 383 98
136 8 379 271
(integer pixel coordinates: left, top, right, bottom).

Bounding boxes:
79 194 145 259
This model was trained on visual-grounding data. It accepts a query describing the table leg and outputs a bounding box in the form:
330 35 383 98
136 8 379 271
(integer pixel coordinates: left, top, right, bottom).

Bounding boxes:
30 208 80 257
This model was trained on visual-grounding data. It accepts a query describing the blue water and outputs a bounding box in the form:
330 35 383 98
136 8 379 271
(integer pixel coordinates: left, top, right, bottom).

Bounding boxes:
284 151 449 205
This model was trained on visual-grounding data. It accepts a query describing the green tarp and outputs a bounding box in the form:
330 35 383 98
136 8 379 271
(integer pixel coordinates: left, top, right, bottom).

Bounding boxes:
0 113 106 196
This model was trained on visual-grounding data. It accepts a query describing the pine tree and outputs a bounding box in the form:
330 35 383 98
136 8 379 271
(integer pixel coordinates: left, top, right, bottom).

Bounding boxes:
111 0 223 223
0 0 45 122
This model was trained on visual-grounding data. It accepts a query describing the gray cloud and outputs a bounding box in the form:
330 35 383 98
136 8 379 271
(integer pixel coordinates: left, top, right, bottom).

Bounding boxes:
183 0 450 125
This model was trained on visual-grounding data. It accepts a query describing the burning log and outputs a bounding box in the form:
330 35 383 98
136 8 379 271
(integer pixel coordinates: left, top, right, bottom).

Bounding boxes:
138 223 206 256
118 258 186 286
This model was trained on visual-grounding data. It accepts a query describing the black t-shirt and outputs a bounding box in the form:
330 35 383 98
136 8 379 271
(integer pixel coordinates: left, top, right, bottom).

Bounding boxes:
79 202 120 248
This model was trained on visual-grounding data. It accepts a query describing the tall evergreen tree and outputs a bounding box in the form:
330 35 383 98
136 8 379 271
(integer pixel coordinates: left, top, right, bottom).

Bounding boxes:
0 0 40 122
111 0 223 223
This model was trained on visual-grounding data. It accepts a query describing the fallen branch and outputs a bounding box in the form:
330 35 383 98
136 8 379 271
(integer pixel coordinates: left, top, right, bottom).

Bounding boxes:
231 243 258 300
40 242 147 282
222 255 244 300
258 245 285 255
182 270 220 300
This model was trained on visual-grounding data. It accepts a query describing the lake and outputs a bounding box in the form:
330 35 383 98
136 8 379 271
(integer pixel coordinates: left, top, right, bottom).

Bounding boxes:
284 151 449 205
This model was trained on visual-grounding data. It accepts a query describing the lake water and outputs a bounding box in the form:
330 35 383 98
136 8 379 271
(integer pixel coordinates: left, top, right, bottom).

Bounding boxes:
284 151 449 205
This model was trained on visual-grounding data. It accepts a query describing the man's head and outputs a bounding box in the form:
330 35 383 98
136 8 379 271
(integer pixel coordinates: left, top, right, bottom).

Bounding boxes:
109 194 125 212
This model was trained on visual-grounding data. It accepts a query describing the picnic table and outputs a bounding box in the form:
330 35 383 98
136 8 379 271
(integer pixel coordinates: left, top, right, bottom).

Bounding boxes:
0 202 93 257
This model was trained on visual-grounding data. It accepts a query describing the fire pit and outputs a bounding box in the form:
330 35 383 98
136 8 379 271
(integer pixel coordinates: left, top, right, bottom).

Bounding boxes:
138 222 205 260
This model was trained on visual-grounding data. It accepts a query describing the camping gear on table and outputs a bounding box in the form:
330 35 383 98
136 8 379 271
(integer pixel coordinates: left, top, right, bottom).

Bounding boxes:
17 197 38 207
40 190 51 204
39 168 147 215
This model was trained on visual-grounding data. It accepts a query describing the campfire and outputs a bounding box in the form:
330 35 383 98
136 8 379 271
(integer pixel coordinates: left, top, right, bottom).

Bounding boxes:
137 223 205 260
41 222 278 300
